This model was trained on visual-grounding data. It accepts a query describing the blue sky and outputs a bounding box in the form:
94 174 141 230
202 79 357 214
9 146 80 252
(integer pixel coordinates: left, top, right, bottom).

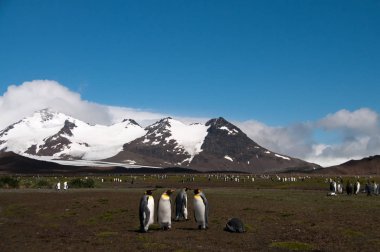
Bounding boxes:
1 0 379 124
0 0 380 166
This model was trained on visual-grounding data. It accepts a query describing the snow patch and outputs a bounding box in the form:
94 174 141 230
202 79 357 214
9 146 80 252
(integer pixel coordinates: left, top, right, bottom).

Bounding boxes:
275 154 291 160
27 154 159 168
219 126 238 135
143 138 150 143
151 140 160 145
165 119 209 161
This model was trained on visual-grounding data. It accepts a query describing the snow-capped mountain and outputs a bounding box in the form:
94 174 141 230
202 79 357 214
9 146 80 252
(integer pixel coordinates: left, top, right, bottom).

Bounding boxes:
108 117 318 173
0 109 146 160
108 117 209 167
189 117 314 173
0 109 319 173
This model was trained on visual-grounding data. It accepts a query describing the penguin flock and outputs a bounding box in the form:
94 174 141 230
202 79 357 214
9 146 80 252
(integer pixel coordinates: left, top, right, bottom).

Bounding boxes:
327 177 380 196
139 187 209 232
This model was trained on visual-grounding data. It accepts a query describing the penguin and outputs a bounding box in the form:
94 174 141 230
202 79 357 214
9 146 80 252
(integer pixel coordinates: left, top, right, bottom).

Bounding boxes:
175 187 189 221
225 218 245 233
193 189 208 230
354 180 360 195
373 181 378 195
365 181 372 196
157 189 175 230
329 179 336 195
346 181 353 195
337 183 343 194
139 189 155 232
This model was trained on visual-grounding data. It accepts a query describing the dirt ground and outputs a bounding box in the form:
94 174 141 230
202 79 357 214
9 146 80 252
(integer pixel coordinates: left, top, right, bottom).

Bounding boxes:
1 175 380 251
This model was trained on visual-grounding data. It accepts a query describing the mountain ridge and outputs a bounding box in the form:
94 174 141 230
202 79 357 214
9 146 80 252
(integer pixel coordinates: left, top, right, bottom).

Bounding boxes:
0 109 319 173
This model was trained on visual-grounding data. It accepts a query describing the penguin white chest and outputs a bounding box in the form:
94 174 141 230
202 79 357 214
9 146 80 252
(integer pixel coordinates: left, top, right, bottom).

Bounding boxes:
158 195 172 227
147 196 155 225
193 196 205 223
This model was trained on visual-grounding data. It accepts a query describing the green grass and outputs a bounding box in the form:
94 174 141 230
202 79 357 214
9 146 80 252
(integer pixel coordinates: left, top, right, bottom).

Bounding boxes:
342 229 365 238
96 231 118 237
244 224 254 232
269 241 315 251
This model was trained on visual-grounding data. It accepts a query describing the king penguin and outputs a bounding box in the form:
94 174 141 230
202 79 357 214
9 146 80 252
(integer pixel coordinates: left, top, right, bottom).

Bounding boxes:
157 189 175 230
193 189 208 230
354 180 361 195
175 187 189 221
139 189 155 232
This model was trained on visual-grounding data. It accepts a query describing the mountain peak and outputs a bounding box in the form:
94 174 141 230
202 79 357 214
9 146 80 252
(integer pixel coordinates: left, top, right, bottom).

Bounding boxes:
206 117 229 126
122 119 140 127
146 117 173 130
35 108 59 121
205 117 242 136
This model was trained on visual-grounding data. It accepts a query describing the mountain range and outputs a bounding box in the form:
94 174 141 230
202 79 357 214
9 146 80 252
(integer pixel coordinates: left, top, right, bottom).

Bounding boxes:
0 109 319 173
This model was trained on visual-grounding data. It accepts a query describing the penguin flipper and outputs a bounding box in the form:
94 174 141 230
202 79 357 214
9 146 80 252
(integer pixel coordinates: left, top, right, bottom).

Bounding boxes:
144 207 151 227
139 196 150 227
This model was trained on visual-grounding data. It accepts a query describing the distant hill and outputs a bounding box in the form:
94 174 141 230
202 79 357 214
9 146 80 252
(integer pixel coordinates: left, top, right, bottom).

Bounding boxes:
313 155 380 175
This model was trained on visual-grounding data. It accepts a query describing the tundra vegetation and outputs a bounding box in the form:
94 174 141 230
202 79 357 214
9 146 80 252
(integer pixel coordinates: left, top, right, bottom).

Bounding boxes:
0 174 379 251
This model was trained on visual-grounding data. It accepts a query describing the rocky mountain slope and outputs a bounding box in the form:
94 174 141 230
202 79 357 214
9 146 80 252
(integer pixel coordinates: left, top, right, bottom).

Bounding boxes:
313 155 380 175
0 109 319 173
108 117 319 173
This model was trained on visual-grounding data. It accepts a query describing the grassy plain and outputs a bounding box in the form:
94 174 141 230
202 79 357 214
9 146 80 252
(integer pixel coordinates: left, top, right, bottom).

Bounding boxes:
0 175 379 251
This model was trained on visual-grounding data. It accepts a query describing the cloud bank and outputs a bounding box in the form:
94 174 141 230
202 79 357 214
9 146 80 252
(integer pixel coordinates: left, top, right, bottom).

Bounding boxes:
0 80 168 128
1 80 380 167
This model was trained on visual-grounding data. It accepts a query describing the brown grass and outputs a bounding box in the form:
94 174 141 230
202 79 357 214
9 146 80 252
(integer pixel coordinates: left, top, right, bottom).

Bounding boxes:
0 176 379 251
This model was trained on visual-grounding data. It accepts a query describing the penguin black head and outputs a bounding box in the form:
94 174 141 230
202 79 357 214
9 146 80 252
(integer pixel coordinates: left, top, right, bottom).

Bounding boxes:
166 189 175 195
145 189 155 195
185 187 190 191
194 189 200 194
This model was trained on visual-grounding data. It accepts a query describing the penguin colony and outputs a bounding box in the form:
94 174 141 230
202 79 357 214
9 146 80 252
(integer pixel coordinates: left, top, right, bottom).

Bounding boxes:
327 177 380 196
139 188 209 232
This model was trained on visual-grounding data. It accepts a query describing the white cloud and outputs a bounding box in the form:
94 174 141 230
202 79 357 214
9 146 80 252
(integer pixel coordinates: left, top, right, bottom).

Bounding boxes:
235 120 314 158
236 109 380 167
1 80 380 167
318 108 379 133
0 80 167 129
